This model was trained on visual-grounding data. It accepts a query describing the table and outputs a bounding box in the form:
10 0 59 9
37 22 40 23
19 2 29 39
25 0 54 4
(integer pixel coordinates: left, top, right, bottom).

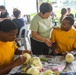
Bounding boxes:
8 55 76 75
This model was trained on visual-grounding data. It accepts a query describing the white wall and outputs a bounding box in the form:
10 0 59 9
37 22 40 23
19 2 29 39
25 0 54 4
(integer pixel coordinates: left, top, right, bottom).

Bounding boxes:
5 0 37 16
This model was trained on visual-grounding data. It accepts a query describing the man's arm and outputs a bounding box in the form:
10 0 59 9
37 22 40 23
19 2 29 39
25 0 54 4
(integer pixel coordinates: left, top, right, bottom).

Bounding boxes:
0 56 26 74
15 48 32 55
50 42 59 55
62 48 76 56
69 48 76 55
50 42 56 51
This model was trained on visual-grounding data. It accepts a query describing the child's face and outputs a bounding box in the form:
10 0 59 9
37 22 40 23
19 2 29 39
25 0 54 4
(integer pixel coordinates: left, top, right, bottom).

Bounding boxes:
1 29 18 42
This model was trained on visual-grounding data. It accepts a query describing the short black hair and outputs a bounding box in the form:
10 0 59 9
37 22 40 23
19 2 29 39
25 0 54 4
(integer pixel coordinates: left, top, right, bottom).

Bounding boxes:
63 16 74 26
67 7 71 10
61 8 67 15
40 3 53 14
13 9 21 18
0 19 18 32
0 5 6 10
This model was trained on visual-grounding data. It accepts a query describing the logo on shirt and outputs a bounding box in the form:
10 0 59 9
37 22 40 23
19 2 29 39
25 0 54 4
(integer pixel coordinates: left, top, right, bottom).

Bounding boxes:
68 36 76 38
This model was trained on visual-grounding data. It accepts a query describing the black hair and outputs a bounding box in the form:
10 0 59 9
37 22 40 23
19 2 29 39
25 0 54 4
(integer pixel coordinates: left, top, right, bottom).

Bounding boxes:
0 5 6 10
63 16 74 26
13 9 21 18
60 8 67 23
13 8 18 11
40 3 53 14
0 19 18 32
67 7 71 10
61 8 67 15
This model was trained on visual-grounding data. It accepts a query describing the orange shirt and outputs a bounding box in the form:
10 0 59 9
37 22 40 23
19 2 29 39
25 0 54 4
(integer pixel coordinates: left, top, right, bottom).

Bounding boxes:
0 41 18 67
50 28 76 53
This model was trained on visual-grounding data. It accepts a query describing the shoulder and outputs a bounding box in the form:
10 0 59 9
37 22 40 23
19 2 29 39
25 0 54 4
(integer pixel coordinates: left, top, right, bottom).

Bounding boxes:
71 28 76 32
5 11 9 15
69 28 76 36
31 14 41 25
52 27 60 31
32 14 43 22
51 28 60 35
13 19 24 25
13 18 23 22
12 19 18 23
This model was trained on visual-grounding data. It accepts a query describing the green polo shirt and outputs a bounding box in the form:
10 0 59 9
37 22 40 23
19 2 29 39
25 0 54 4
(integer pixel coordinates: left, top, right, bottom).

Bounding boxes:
30 14 52 42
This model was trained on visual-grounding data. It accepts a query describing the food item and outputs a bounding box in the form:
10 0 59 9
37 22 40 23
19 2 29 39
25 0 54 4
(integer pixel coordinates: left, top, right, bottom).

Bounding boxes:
39 72 44 75
30 57 42 70
22 53 31 64
26 65 40 75
44 70 55 75
65 53 74 63
22 67 27 72
40 57 48 62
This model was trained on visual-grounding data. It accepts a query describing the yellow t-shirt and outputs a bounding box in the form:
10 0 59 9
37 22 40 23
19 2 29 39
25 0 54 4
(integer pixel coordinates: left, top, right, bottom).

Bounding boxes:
50 28 76 53
0 41 18 68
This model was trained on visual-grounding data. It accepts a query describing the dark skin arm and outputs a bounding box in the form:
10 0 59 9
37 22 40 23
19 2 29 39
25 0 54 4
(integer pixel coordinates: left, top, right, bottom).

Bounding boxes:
50 42 56 51
0 49 32 74
62 48 76 56
50 41 76 56
51 46 76 56
0 55 26 74
15 48 32 55
50 42 59 55
71 48 76 55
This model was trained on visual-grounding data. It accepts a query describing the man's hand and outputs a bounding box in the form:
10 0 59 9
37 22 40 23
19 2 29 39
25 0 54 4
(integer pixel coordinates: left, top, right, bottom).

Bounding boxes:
13 55 26 67
53 49 59 55
62 51 68 56
22 50 32 55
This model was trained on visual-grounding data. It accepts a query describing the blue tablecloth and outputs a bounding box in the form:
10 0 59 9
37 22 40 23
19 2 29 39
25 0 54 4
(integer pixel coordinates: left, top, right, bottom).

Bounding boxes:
60 72 76 75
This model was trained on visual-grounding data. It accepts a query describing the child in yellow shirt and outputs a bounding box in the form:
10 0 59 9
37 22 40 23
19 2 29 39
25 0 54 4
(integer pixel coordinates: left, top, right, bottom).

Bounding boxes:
0 19 32 74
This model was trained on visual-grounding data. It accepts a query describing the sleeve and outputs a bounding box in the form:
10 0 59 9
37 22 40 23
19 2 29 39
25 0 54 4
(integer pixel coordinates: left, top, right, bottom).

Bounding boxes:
30 18 39 32
50 29 56 43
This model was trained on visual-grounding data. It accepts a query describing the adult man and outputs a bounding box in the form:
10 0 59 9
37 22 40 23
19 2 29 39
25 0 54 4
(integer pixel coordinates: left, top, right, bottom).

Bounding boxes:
50 16 76 55
0 19 32 74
